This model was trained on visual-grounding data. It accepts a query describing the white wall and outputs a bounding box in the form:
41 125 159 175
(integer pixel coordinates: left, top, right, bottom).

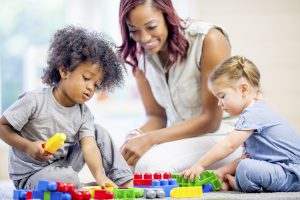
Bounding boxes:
175 0 300 132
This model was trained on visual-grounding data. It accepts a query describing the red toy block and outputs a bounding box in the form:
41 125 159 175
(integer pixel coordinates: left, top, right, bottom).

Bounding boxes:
94 189 114 199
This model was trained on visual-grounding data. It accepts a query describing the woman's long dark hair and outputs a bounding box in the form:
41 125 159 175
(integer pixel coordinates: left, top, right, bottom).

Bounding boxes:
119 0 189 71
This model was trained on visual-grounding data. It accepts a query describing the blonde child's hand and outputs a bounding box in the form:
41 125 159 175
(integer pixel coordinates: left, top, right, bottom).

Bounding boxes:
96 175 118 188
25 140 51 162
180 164 205 182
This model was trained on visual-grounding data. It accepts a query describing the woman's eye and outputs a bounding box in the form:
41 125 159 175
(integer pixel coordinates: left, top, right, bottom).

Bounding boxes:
129 29 137 33
147 25 157 30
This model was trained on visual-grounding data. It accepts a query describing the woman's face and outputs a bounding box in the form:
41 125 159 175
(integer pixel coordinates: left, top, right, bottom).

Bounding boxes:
126 3 168 54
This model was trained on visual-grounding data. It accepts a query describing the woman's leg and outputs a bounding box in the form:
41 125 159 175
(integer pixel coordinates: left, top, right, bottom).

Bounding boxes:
135 134 242 173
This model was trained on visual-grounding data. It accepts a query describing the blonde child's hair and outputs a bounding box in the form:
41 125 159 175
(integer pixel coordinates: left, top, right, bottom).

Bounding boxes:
209 55 261 91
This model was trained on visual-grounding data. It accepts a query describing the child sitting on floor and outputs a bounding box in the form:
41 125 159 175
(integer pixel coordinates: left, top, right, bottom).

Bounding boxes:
181 55 300 192
0 26 133 189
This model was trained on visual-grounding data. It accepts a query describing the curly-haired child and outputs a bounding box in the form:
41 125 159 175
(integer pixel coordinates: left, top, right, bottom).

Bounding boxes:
0 26 133 189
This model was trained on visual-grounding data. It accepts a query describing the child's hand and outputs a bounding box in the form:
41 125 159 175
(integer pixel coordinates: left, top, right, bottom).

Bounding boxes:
96 175 117 188
180 164 205 182
25 140 51 162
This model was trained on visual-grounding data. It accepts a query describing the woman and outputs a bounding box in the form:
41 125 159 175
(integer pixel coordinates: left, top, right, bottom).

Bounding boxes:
119 0 241 173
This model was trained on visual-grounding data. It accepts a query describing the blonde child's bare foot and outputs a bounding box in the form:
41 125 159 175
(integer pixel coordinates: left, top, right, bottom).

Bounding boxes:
220 181 231 191
225 174 236 190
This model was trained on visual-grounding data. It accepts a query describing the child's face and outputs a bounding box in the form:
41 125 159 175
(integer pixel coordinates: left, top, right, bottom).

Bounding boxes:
210 82 247 116
58 62 102 107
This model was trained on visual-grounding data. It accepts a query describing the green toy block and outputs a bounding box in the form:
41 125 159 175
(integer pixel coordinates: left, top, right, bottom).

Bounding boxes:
43 191 50 200
113 188 144 199
134 188 144 198
172 171 222 191
194 171 222 191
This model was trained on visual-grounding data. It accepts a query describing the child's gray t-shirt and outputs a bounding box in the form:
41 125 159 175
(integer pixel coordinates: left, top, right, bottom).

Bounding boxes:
3 87 95 180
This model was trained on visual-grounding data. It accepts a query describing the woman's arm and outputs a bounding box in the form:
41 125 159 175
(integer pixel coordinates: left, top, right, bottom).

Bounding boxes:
0 116 49 162
121 28 231 165
80 136 117 187
142 28 231 144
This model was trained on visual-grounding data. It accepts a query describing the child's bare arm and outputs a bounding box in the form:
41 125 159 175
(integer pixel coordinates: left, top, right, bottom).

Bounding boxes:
181 130 252 181
0 116 49 162
80 136 117 187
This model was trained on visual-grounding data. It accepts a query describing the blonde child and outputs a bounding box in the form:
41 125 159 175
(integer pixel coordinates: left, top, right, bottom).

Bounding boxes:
181 55 300 192
0 26 133 189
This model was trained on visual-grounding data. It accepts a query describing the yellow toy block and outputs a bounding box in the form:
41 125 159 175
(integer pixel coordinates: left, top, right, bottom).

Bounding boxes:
170 186 203 198
82 186 102 198
44 132 66 154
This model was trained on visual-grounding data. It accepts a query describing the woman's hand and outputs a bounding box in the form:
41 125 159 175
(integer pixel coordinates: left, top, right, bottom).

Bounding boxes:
25 140 51 162
180 164 205 182
121 134 154 165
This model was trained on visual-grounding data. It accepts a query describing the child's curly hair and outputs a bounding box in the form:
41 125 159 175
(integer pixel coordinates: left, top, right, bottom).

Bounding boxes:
42 25 124 91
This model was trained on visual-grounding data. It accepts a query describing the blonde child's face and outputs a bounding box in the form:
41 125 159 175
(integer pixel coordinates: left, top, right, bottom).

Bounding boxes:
58 62 102 107
210 81 248 116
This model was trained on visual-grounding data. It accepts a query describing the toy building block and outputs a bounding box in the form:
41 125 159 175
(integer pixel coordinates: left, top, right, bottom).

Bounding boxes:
13 189 28 200
31 190 44 199
144 188 165 199
38 180 58 192
170 186 203 198
202 184 213 193
134 173 152 187
48 192 72 200
112 188 143 199
134 172 173 187
150 178 179 197
82 186 102 198
134 188 144 198
43 132 67 154
25 190 32 199
113 188 135 199
195 171 222 191
172 171 222 191
56 181 76 193
94 189 114 200
70 190 91 200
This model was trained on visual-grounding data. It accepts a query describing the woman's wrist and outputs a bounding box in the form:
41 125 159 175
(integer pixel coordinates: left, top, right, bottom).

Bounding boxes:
130 128 144 136
125 128 144 141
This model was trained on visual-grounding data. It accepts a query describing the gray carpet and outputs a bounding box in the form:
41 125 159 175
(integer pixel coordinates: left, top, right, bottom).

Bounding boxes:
1 180 300 199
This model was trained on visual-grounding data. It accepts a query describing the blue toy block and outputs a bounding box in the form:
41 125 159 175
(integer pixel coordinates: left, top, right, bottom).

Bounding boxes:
38 180 57 192
13 189 27 200
150 178 179 197
50 192 72 200
202 184 213 193
32 190 44 199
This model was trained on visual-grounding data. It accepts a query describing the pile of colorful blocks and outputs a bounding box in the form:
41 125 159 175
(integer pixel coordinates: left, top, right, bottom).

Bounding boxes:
13 170 222 199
